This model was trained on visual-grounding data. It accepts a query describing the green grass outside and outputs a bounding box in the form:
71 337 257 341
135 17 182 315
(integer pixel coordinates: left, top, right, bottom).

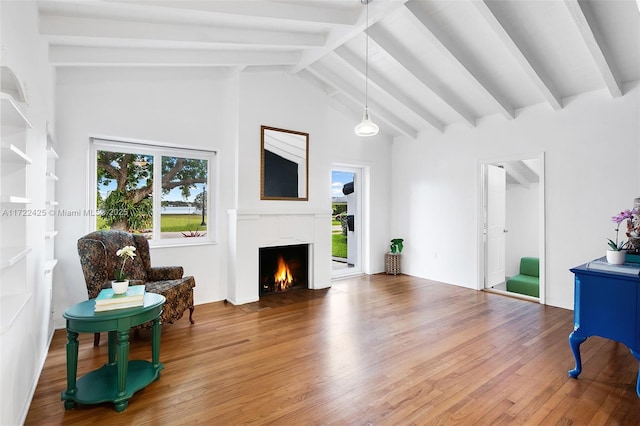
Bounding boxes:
160 214 207 232
97 214 207 232
332 233 347 258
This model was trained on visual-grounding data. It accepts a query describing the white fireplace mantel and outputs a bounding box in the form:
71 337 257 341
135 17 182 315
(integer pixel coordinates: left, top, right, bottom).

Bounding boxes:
227 209 332 305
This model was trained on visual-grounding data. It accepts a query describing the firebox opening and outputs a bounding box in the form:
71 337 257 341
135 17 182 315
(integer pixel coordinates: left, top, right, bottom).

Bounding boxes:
259 244 309 296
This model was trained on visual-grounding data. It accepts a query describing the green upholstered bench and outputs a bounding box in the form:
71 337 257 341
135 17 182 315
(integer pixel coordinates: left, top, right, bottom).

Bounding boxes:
506 257 539 297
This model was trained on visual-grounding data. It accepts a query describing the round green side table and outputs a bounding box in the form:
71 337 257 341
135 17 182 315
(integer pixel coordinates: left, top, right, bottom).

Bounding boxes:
61 292 165 412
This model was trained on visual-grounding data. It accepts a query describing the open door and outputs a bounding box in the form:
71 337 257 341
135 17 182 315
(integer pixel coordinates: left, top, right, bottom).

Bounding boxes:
331 166 363 278
486 164 506 289
479 154 545 303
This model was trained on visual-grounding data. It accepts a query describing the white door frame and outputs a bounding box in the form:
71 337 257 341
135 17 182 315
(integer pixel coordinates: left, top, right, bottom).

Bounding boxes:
476 152 546 304
332 163 367 278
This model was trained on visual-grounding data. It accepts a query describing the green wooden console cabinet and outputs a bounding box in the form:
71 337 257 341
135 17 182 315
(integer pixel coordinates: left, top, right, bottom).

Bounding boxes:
61 292 165 412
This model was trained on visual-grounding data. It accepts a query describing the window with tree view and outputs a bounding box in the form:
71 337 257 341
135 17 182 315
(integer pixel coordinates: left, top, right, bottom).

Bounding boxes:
94 139 214 244
161 156 208 239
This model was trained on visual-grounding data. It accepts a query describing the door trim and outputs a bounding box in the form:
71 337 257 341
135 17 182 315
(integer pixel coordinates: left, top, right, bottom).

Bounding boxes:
476 152 546 304
332 164 367 279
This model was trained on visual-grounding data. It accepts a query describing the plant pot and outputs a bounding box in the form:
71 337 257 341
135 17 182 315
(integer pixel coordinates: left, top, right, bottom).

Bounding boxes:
606 250 627 265
385 253 401 275
111 280 129 294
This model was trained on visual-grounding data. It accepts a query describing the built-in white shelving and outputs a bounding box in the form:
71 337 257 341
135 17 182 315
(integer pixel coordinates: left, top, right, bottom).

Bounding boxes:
1 66 33 333
46 143 58 159
0 92 33 129
44 230 58 240
4 143 32 164
44 259 58 274
0 247 32 270
0 195 32 204
45 127 58 291
0 293 32 334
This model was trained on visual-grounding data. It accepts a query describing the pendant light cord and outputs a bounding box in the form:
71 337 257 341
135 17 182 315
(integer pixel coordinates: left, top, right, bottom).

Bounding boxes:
365 0 369 109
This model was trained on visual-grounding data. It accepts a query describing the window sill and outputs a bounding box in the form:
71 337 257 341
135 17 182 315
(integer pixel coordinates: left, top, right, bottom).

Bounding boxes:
149 240 217 249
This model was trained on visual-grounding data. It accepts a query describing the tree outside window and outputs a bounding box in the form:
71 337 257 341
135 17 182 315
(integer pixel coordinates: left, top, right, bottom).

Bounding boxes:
95 143 212 242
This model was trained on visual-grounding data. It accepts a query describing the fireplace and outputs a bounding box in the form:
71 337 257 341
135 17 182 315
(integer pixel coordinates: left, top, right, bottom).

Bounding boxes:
227 210 330 305
259 244 308 296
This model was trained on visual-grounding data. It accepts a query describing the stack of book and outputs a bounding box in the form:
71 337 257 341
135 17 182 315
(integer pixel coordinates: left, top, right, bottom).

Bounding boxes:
586 258 640 276
94 285 146 312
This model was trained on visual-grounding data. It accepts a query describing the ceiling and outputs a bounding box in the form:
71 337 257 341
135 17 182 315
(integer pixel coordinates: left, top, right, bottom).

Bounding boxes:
495 158 540 188
36 0 640 139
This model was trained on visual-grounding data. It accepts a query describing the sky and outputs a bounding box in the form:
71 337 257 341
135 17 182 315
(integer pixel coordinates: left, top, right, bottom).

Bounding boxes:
332 170 354 199
99 180 204 202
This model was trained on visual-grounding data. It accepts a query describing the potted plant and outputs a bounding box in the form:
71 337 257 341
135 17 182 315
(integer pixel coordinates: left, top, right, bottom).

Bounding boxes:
607 210 633 264
385 238 404 275
113 245 136 293
390 238 404 254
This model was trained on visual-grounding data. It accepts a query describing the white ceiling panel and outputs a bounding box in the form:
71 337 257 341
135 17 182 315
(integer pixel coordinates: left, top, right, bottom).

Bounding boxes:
35 0 640 139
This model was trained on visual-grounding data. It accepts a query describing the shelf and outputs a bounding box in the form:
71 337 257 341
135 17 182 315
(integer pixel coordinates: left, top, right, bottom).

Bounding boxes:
0 92 32 128
0 246 32 269
0 195 31 204
46 172 59 181
2 144 32 164
0 293 32 334
44 230 58 240
44 259 58 274
46 144 59 159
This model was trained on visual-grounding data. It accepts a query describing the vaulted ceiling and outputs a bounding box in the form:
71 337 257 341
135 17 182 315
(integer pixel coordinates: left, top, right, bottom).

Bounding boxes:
36 0 640 139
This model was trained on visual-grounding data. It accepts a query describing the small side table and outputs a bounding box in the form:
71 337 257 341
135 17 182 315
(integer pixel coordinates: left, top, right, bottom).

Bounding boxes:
61 292 166 412
385 253 401 275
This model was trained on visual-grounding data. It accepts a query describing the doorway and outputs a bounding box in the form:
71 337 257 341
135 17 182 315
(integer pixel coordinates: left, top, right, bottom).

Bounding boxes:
478 154 545 303
331 166 363 277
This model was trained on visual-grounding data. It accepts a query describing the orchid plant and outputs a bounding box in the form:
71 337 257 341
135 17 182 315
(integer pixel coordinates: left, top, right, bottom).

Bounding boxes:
115 245 136 281
609 209 636 251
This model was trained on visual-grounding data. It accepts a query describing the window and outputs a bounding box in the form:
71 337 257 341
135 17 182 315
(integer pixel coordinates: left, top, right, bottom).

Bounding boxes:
91 138 215 245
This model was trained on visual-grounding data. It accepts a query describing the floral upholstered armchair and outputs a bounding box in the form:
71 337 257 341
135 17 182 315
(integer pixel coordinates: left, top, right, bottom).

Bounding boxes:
77 230 196 346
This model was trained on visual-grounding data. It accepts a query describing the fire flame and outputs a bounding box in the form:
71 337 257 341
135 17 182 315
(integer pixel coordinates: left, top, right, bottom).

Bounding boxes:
274 256 293 291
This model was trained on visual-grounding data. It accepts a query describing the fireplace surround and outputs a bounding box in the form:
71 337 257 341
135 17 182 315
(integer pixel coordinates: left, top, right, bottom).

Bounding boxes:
227 209 331 305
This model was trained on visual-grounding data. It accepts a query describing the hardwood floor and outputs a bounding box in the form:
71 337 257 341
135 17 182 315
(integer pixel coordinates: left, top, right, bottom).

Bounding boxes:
26 274 639 425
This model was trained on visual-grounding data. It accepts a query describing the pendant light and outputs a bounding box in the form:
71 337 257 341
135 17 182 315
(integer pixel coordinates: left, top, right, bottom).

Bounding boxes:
354 0 379 137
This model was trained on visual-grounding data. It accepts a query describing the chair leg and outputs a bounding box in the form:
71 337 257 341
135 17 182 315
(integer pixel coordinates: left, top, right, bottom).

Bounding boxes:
189 306 195 324
93 332 100 347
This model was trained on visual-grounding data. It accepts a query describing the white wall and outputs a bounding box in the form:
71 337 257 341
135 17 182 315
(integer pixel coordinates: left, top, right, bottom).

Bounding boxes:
505 183 539 277
54 68 394 323
236 72 392 275
54 67 239 327
0 2 55 425
391 84 640 309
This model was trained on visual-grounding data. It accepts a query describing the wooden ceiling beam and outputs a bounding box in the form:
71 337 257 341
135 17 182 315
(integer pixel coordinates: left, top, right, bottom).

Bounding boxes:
290 1 409 75
332 48 444 133
404 1 515 120
472 0 563 111
368 24 476 128
117 0 359 26
564 0 622 97
49 45 301 67
39 15 324 49
307 64 419 139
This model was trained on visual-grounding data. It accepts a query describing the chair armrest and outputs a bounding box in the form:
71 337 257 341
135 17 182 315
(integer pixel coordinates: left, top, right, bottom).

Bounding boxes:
148 266 184 281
